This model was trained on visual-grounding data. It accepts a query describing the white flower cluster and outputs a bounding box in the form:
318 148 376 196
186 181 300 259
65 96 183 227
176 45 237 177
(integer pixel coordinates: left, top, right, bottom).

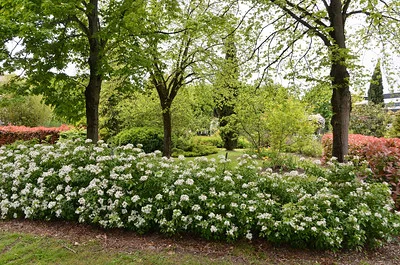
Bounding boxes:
0 139 399 250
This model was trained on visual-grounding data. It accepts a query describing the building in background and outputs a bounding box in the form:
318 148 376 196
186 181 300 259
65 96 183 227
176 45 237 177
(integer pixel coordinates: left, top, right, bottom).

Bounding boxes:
360 92 400 112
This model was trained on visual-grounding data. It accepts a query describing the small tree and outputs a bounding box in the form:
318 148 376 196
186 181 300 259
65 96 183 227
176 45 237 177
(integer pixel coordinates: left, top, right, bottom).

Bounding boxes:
302 83 332 131
235 84 315 153
126 0 236 157
368 60 384 105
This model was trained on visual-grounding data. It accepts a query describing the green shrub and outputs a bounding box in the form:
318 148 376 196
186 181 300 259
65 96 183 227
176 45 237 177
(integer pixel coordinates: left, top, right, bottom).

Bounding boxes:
112 127 164 153
59 128 86 141
172 144 219 157
285 137 323 157
237 136 251 149
257 149 301 172
235 85 315 152
350 103 388 137
0 95 53 127
193 135 224 148
173 137 219 157
387 111 400 138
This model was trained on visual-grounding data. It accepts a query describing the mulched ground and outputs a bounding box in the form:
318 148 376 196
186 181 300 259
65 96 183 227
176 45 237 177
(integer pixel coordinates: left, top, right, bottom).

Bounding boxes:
1 219 400 265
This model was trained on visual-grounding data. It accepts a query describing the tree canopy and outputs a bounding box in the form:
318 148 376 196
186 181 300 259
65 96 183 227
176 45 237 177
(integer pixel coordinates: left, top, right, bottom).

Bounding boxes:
248 0 400 161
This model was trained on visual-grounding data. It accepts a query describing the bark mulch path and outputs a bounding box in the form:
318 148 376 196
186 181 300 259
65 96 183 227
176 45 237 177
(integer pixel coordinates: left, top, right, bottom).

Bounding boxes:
1 219 400 265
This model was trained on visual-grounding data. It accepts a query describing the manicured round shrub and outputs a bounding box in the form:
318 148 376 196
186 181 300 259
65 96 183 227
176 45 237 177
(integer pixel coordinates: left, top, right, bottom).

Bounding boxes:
112 127 163 153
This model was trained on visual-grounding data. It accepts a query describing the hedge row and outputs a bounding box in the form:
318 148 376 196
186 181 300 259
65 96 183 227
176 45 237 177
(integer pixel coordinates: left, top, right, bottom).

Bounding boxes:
0 125 70 146
322 134 400 206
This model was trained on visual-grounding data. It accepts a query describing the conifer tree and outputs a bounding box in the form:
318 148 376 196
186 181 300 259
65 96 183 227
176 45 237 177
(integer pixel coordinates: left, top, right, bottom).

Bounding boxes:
368 60 384 105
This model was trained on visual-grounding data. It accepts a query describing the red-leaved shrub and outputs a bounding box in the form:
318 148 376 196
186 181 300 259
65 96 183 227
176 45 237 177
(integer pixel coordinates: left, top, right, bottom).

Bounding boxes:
322 134 400 207
0 125 70 146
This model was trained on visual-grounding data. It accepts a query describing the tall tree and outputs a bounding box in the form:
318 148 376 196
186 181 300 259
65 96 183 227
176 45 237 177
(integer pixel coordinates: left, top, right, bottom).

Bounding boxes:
0 0 142 142
215 33 240 150
254 0 399 162
368 59 384 105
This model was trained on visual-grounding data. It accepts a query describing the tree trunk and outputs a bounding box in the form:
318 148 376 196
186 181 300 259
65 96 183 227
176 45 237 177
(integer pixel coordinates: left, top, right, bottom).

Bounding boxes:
218 106 238 151
85 0 102 143
330 63 351 162
329 0 351 162
161 105 172 158
85 77 101 142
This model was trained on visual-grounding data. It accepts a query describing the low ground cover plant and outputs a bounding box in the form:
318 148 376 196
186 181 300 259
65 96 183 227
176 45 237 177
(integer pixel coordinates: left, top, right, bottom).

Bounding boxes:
0 139 399 250
322 134 400 207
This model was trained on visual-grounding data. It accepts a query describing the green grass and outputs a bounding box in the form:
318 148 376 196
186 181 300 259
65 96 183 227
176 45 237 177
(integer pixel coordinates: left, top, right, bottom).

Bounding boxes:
204 148 248 161
0 232 238 265
2 230 381 265
185 148 248 167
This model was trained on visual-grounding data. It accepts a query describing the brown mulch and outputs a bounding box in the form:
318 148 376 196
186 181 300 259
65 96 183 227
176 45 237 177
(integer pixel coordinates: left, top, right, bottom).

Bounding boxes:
1 219 400 264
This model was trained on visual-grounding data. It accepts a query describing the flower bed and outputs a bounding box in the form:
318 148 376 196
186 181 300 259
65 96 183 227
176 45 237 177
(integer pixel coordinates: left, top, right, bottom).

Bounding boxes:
0 139 399 250
0 125 70 146
322 134 400 207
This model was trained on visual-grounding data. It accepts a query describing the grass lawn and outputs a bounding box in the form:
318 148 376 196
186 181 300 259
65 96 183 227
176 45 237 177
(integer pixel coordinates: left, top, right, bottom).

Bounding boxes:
204 148 248 160
185 149 249 167
0 232 229 265
0 230 271 265
1 220 400 265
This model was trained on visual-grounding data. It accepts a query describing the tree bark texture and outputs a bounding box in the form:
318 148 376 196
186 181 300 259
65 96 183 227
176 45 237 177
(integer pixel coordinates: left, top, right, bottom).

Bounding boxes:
161 106 173 158
153 77 175 158
85 0 103 143
328 0 351 162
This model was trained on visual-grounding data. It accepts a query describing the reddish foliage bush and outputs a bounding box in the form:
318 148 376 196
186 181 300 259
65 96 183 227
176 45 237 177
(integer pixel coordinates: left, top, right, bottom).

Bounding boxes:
322 134 400 206
0 125 70 146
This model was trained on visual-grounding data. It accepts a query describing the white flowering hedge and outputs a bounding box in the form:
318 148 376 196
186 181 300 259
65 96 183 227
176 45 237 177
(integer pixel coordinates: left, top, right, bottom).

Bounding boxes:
1 139 399 250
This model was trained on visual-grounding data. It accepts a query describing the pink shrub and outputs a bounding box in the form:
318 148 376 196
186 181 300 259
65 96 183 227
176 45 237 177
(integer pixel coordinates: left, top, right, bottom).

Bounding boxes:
322 134 400 206
0 125 71 146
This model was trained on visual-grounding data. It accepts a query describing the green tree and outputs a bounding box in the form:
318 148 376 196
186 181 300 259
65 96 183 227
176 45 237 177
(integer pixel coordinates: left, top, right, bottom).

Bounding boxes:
124 0 236 157
235 84 315 153
0 0 143 142
215 32 240 151
302 82 332 131
105 86 209 143
368 59 384 105
254 0 400 162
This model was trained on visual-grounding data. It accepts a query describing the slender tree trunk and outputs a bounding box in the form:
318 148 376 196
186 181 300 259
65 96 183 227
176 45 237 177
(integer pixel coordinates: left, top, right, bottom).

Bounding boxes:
329 0 351 162
85 0 102 143
161 104 172 158
85 77 101 142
